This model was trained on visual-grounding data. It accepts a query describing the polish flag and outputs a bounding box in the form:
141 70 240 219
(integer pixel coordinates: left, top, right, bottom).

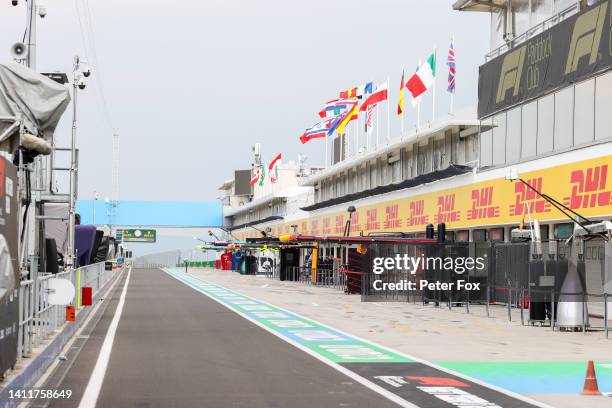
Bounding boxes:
359 82 388 112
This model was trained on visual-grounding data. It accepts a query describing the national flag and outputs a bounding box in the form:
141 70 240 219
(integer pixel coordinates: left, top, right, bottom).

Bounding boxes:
250 166 261 186
446 41 456 94
358 82 374 97
397 69 405 116
300 118 335 144
360 82 388 112
319 98 358 119
340 82 373 99
406 52 436 99
339 87 358 99
268 153 282 183
411 64 421 107
334 103 358 135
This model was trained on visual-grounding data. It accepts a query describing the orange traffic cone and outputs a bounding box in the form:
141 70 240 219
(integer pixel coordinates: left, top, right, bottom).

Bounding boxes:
581 360 601 396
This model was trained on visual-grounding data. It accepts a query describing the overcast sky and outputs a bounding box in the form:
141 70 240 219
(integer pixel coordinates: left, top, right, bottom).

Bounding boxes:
0 0 489 201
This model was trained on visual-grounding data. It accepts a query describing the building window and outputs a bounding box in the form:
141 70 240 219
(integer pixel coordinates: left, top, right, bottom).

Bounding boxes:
521 100 537 159
537 93 554 155
370 163 377 188
554 223 573 240
595 71 612 141
574 78 595 146
489 228 504 242
402 148 413 180
539 224 550 241
417 143 428 174
492 113 506 166
456 230 469 242
506 106 521 164
433 138 444 170
554 86 574 151
473 229 488 242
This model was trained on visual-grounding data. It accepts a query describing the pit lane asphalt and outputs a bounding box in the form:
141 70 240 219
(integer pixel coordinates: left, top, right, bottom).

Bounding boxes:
42 268 401 408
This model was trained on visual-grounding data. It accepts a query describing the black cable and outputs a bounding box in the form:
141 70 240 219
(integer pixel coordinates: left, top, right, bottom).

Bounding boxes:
20 167 31 242
518 179 592 233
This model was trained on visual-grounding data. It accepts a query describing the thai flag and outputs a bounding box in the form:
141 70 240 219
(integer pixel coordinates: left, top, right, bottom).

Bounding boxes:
319 98 358 119
446 41 456 94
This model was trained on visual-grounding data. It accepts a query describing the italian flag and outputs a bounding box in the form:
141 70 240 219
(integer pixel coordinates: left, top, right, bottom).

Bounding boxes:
406 52 436 99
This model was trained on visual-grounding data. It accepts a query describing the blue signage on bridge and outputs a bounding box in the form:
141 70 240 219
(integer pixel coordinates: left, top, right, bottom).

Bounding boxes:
76 200 223 227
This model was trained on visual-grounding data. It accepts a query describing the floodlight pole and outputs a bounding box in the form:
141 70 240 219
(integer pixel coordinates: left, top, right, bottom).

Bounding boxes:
25 0 37 69
67 55 83 270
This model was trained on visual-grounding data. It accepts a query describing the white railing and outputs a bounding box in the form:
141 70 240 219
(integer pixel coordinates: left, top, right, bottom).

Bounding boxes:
485 3 580 61
17 261 120 360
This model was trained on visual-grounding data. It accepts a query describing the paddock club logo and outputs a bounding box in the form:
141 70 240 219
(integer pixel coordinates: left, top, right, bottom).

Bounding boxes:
370 254 486 292
495 45 527 104
565 1 607 74
480 0 612 118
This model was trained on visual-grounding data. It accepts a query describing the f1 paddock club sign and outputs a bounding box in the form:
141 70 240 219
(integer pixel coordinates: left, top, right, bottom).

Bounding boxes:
119 228 156 243
478 0 612 119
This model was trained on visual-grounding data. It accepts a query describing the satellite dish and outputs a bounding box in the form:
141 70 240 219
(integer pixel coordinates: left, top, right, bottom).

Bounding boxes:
10 42 28 59
47 278 76 306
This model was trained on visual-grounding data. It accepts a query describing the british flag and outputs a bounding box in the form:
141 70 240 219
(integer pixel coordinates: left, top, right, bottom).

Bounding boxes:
446 41 456 94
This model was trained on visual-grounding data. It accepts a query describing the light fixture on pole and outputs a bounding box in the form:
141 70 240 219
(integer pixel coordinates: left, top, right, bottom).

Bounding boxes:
92 190 99 225
66 55 90 271
104 196 111 234
208 230 221 241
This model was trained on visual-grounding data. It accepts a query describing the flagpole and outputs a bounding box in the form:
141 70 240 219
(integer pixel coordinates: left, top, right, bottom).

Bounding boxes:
376 104 380 147
416 58 421 131
400 70 405 136
346 126 350 159
356 105 360 155
366 122 370 151
432 45 437 123
386 75 390 142
325 133 328 168
450 35 455 116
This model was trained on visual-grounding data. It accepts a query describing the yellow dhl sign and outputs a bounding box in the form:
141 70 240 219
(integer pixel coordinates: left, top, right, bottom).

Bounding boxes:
235 155 612 239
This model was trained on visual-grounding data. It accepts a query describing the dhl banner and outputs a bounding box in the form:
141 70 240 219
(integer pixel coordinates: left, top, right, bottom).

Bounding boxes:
234 155 612 239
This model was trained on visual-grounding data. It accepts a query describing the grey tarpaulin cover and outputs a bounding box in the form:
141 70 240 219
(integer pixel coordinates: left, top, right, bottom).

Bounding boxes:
0 62 70 141
44 203 69 256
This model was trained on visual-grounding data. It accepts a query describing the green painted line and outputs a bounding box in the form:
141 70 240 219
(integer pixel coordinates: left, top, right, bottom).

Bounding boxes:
164 268 413 364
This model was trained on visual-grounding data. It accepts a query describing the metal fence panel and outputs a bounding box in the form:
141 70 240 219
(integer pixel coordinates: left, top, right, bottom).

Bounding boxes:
16 261 118 360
